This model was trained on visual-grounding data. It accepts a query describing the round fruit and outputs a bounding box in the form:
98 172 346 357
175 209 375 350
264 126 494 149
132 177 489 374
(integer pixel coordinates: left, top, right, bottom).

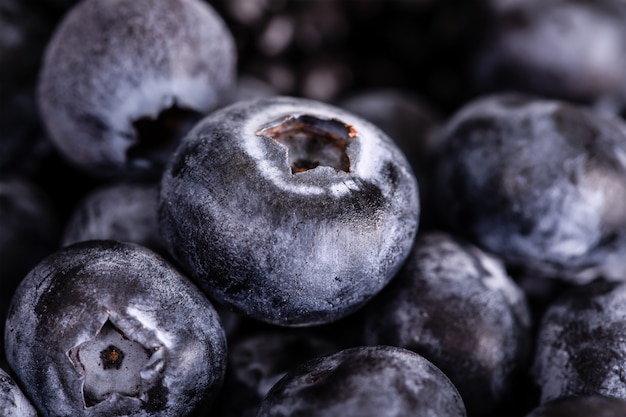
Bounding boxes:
159 95 420 326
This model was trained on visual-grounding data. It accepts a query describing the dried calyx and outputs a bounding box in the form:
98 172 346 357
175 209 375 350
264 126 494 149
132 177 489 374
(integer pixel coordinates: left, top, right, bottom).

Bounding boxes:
256 114 357 174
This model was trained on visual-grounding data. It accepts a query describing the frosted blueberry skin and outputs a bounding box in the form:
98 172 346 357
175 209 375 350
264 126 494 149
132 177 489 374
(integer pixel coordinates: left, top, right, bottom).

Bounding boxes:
4 240 227 417
38 0 236 179
524 395 626 417
532 280 626 404
361 232 531 416
159 95 420 326
256 345 467 417
433 92 626 283
472 0 626 113
211 330 338 417
0 367 37 417
61 181 164 255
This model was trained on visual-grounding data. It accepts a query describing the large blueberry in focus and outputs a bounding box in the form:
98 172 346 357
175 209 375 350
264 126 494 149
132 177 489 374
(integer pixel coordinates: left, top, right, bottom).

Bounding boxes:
0 367 37 417
532 279 626 403
256 345 467 417
362 232 531 416
4 240 227 417
433 92 626 282
159 95 420 326
37 0 236 179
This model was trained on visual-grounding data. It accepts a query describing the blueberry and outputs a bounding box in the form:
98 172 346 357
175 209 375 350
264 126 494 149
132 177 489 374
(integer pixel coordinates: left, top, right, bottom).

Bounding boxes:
432 92 626 282
532 279 626 403
361 232 531 416
256 345 467 417
524 395 626 417
61 181 164 255
158 95 420 326
472 0 626 113
37 0 237 179
4 240 227 417
0 366 37 417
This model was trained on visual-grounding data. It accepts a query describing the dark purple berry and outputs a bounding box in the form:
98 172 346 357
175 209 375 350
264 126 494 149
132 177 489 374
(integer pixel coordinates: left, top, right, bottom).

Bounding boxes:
362 232 531 415
159 95 420 326
433 92 626 282
533 279 626 403
38 0 237 179
4 240 227 417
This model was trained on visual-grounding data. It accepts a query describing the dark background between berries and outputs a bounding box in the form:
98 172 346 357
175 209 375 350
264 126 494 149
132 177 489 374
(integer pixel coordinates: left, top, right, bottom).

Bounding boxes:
4 0 625 416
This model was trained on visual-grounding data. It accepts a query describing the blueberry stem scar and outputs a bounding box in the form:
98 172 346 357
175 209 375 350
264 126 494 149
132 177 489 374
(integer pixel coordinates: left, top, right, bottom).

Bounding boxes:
129 104 204 167
255 114 356 173
68 319 153 407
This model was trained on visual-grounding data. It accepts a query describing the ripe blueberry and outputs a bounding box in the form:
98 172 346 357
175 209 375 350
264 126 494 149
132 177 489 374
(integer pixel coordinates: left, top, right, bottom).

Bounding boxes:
361 232 531 416
433 92 626 282
4 240 227 417
158 95 420 326
37 0 237 179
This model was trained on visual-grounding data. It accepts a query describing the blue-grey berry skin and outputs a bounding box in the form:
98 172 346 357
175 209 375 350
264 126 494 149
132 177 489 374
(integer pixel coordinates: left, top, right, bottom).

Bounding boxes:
61 181 164 255
362 232 531 416
255 345 467 417
433 92 626 283
532 280 626 404
524 395 626 417
0 367 37 417
4 240 227 417
158 95 420 326
38 0 236 179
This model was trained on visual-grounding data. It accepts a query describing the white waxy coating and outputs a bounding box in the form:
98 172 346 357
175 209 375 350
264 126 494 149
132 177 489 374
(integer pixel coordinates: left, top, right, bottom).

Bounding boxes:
435 92 626 282
0 367 37 417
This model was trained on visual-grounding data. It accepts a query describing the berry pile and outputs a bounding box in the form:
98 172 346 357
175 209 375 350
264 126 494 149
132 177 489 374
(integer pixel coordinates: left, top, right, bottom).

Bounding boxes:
4 0 626 416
